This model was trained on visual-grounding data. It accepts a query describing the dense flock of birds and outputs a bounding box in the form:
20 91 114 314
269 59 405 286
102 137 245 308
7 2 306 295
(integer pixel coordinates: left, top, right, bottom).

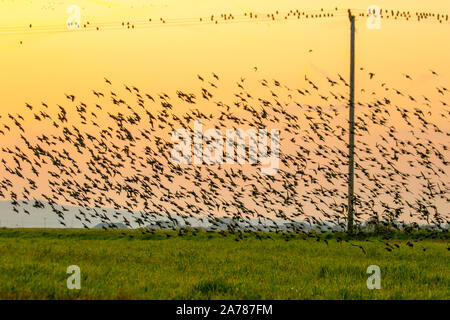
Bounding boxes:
0 67 448 237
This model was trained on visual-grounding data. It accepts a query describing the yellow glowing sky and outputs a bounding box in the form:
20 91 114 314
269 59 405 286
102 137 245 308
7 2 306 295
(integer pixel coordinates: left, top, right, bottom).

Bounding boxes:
1 0 449 122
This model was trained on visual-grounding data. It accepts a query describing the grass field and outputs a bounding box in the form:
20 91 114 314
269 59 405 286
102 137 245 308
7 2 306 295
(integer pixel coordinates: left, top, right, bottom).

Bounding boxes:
0 228 448 300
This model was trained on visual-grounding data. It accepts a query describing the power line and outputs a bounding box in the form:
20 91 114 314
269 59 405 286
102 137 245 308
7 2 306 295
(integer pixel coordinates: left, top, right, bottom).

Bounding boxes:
1 7 447 36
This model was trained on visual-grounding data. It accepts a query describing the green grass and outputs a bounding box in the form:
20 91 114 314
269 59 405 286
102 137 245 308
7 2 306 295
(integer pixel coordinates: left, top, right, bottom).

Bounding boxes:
0 228 448 299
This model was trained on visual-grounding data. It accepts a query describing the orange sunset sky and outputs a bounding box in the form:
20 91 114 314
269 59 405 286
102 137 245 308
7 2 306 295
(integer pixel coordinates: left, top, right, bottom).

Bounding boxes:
1 0 449 119
0 1 448 228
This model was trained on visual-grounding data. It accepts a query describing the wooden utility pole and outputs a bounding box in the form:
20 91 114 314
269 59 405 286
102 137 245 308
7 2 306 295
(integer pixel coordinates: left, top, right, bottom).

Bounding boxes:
347 10 356 234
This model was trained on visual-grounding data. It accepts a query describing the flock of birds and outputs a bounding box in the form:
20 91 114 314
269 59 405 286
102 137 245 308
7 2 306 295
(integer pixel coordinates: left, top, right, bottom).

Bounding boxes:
0 65 448 240
5 6 450 40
